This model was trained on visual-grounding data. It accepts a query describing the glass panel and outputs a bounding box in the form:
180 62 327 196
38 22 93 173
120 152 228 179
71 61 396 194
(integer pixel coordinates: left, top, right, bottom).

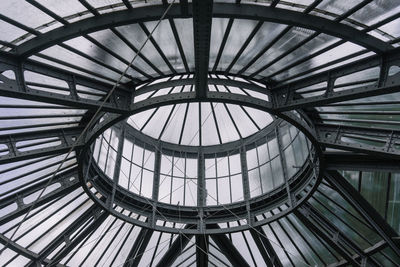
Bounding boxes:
361 172 389 217
388 173 400 233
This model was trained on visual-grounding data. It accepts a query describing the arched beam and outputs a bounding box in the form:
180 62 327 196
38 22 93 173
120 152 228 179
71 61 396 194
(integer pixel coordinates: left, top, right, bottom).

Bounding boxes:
15 3 392 58
135 77 268 96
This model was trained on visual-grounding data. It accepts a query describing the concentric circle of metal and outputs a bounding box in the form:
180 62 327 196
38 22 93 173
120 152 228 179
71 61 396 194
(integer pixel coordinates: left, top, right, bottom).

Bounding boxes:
1 0 400 266
79 83 322 234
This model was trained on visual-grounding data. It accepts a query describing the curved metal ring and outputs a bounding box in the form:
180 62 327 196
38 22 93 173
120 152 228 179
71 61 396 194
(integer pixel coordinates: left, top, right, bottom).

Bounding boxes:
78 87 323 234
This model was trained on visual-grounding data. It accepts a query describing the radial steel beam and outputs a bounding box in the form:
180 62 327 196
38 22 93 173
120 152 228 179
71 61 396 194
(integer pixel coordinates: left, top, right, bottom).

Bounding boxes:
209 224 250 267
155 227 194 267
0 167 79 225
0 127 85 164
295 205 362 266
0 234 40 262
316 123 400 159
271 47 400 111
250 227 283 267
29 205 107 266
196 234 209 267
0 52 131 113
14 4 391 58
273 81 400 112
324 152 400 172
47 210 108 267
193 0 213 98
325 170 400 258
124 227 154 267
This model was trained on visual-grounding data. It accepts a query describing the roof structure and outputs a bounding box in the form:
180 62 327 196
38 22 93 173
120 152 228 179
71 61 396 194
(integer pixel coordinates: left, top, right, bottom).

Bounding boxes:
1 0 400 266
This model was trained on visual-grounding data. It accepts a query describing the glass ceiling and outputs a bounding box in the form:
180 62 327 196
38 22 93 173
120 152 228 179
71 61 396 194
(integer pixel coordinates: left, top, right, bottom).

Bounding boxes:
1 0 400 266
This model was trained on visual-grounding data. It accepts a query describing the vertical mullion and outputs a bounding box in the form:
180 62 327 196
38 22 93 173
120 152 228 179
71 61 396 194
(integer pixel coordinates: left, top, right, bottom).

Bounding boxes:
128 139 135 191
276 125 293 207
384 172 392 220
111 126 125 207
104 130 113 173
138 144 145 194
228 155 233 203
215 156 219 204
256 144 263 194
170 155 174 204
240 147 252 225
199 103 202 146
197 150 206 233
266 139 275 189
183 154 187 206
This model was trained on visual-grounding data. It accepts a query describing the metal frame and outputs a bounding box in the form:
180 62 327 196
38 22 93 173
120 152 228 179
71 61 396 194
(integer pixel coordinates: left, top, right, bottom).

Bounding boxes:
295 204 377 266
13 3 391 58
325 170 400 258
1 0 400 266
193 0 213 99
77 91 321 234
0 51 131 114
324 152 400 172
209 225 250 267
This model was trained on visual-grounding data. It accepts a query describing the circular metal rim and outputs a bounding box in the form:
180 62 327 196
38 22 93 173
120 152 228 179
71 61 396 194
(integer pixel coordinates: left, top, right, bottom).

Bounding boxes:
78 86 323 234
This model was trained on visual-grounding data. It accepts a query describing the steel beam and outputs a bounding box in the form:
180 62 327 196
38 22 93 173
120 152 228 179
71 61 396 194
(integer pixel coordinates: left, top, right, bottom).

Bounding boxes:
316 123 400 159
325 170 400 258
197 150 205 233
155 227 194 267
123 227 154 267
135 77 268 97
0 127 84 164
273 81 400 112
240 147 252 225
335 240 391 267
0 52 131 113
151 149 161 227
250 227 283 267
295 205 363 266
29 205 107 266
324 152 400 172
276 124 294 207
109 125 125 209
0 233 40 262
196 234 209 267
0 168 79 225
193 0 213 98
213 5 392 54
271 47 400 111
47 210 108 267
14 4 391 58
209 224 250 267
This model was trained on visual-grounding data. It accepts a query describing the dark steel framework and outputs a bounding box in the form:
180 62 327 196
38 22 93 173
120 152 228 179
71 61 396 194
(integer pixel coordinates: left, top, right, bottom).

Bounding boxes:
1 0 400 266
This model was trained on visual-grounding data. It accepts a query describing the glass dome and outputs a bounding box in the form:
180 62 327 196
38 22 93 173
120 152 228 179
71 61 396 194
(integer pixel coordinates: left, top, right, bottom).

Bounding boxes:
1 0 400 266
91 113 310 207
